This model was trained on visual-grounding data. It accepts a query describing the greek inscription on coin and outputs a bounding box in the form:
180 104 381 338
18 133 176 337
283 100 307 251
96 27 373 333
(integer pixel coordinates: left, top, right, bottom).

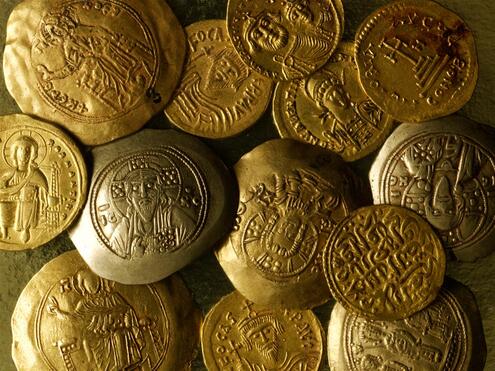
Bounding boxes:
40 268 170 370
202 292 323 371
227 0 342 80
31 1 158 122
343 290 468 370
273 42 394 161
0 115 86 250
355 0 478 122
324 205 445 320
166 20 273 138
91 148 208 259
240 168 348 280
382 134 495 251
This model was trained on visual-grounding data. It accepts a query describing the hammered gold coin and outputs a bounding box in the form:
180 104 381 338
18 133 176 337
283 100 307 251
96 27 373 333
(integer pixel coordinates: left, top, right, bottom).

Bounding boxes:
216 139 363 309
323 204 446 321
355 0 478 122
227 0 342 81
70 129 236 284
3 0 185 145
201 291 324 371
0 114 86 251
165 20 273 139
273 42 395 161
11 250 201 371
370 116 495 261
327 279 487 371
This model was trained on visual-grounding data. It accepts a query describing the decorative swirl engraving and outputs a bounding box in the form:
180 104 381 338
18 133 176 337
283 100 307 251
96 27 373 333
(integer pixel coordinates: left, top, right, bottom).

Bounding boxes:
325 205 445 320
91 148 208 259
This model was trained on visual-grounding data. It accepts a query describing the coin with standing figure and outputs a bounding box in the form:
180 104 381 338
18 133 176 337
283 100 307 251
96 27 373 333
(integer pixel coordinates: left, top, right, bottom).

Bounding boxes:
11 250 202 371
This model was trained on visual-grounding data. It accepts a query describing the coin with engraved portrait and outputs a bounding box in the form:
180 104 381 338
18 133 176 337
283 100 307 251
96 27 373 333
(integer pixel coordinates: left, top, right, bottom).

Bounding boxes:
201 291 324 371
11 250 202 371
323 205 446 320
273 42 395 161
216 139 364 309
165 20 273 139
70 129 236 284
327 279 487 371
227 0 342 81
355 0 478 122
370 116 495 261
3 0 185 145
0 114 86 251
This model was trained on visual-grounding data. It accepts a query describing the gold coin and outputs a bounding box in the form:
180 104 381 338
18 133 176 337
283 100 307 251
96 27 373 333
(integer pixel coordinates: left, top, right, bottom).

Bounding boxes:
216 139 363 309
3 0 185 145
227 0 343 81
0 114 86 251
165 19 273 139
11 250 201 370
369 116 495 261
355 0 478 122
323 204 446 321
327 279 487 371
201 291 324 371
70 129 236 284
273 42 395 161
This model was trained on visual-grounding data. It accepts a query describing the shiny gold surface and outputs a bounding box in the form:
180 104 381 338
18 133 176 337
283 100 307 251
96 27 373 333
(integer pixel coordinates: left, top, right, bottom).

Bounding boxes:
12 250 202 370
273 42 395 161
216 138 362 309
327 278 486 370
165 19 273 139
201 291 324 370
226 0 342 80
355 0 478 122
324 205 446 321
70 129 236 284
3 0 186 145
370 116 495 261
0 114 86 251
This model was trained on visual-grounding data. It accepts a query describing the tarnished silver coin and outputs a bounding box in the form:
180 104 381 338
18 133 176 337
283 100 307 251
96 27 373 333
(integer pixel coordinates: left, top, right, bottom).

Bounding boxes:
327 278 486 371
370 116 495 261
70 129 236 284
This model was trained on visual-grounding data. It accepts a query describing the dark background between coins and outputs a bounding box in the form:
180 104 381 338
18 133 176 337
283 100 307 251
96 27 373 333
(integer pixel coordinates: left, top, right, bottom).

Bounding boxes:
0 0 494 369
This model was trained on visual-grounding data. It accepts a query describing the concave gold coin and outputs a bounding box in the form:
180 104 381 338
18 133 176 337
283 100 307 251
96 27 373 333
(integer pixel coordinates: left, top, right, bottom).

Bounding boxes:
323 204 446 321
216 139 363 309
11 250 201 371
3 0 185 145
369 115 495 261
273 42 395 161
201 291 324 371
69 129 236 284
355 0 478 122
165 20 273 139
226 0 343 81
327 278 486 371
0 114 86 251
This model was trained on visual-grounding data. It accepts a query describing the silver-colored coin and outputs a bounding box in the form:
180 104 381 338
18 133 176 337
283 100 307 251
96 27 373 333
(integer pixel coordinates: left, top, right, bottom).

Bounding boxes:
70 129 236 284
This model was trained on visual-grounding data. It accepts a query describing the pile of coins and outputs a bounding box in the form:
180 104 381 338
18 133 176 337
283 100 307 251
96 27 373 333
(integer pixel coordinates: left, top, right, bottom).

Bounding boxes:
0 0 490 369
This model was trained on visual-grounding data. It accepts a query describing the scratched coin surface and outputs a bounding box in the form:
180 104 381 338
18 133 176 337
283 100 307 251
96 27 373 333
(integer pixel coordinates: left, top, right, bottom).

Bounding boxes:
0 114 86 251
11 250 202 371
201 291 324 371
216 139 363 309
165 20 273 139
370 116 495 261
355 0 478 122
273 42 395 161
70 129 236 284
323 205 446 320
227 0 342 81
3 0 185 145
327 279 486 371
